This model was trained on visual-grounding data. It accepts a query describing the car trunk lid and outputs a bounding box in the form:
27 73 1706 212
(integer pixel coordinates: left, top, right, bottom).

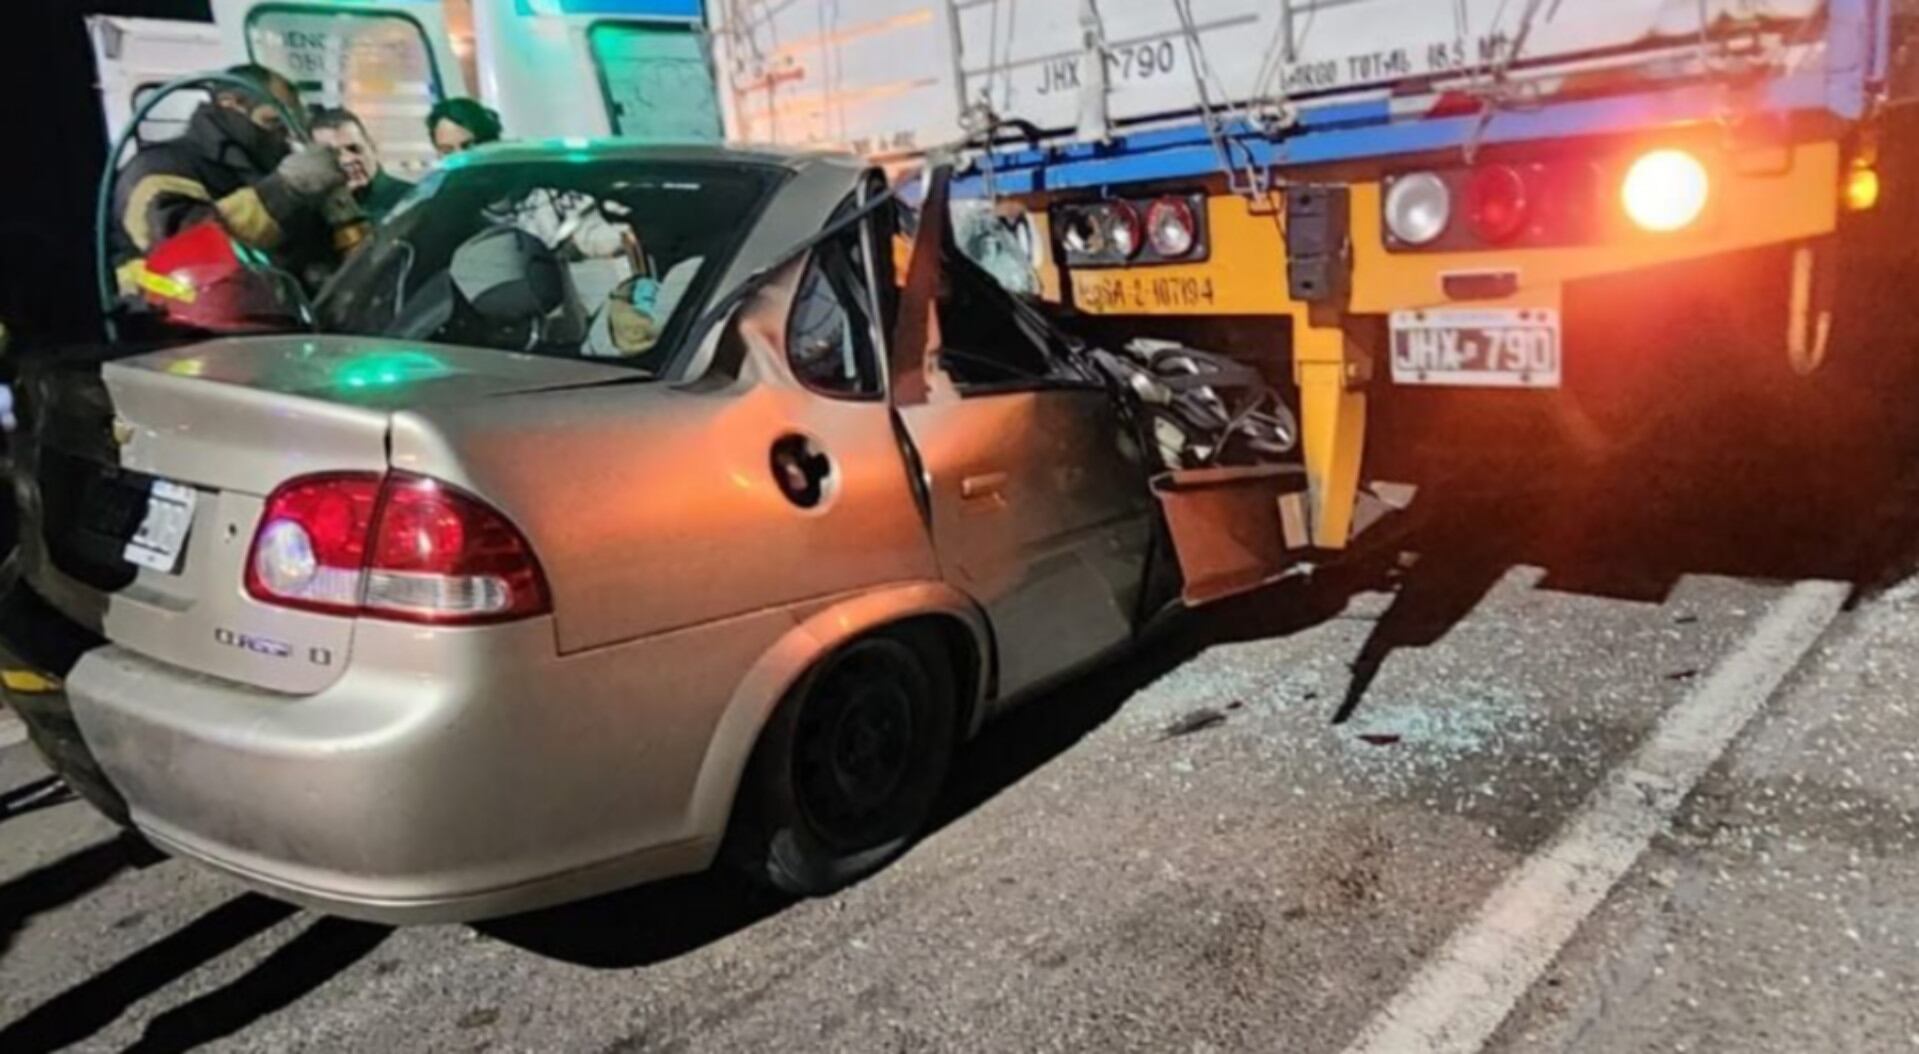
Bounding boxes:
18 336 631 695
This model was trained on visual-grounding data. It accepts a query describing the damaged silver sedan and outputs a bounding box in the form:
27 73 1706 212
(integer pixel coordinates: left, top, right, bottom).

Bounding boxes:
0 144 1299 923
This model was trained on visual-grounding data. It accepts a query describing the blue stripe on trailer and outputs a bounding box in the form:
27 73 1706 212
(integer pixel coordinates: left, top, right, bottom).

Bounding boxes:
962 72 1834 195
984 96 1394 173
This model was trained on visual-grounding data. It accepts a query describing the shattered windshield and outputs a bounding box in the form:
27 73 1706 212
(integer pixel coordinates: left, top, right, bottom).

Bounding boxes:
315 159 783 372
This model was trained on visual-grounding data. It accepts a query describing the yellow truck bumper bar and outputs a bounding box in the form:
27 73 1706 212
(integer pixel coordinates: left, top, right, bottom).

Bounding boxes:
1057 139 1844 550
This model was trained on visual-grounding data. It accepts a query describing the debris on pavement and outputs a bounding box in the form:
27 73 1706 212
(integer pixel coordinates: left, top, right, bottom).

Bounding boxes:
1162 708 1229 739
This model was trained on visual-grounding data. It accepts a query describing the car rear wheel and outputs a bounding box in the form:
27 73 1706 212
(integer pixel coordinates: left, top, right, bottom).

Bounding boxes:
727 629 957 896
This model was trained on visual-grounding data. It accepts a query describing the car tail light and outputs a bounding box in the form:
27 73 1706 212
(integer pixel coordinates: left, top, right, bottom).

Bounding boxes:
1622 148 1710 232
1466 165 1530 244
246 473 549 625
1384 172 1452 246
1146 198 1199 258
364 478 549 622
245 474 382 614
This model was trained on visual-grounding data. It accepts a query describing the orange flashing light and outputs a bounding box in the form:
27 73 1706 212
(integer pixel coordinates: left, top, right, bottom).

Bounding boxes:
1845 165 1881 213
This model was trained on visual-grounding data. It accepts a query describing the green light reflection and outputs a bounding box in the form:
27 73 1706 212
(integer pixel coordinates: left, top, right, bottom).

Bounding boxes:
332 350 452 391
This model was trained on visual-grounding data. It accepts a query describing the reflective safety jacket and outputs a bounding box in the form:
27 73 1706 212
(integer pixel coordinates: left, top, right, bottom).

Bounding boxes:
110 104 328 293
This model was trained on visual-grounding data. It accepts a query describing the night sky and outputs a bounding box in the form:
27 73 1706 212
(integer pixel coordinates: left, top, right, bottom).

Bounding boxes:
2 0 213 350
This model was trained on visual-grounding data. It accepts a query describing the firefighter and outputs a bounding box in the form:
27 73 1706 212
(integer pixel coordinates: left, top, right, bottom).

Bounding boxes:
111 64 357 296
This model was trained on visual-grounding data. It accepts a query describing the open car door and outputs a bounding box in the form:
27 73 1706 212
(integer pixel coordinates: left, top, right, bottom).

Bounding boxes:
880 171 1158 698
888 170 1308 624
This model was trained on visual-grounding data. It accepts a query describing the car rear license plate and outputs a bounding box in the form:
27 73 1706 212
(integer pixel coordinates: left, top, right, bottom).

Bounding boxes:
122 479 198 574
1389 308 1561 389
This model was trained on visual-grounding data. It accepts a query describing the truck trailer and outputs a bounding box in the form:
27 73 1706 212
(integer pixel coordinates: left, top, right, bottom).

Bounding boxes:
714 0 1919 552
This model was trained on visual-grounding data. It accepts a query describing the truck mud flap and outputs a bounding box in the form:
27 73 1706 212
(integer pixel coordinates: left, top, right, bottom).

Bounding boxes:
1152 465 1308 607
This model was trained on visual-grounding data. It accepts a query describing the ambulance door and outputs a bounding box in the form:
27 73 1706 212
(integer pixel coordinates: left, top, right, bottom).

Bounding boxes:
87 16 227 148
210 0 469 179
469 0 720 142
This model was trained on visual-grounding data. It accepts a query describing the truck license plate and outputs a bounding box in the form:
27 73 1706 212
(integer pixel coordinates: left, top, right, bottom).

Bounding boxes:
1390 308 1561 389
123 479 198 574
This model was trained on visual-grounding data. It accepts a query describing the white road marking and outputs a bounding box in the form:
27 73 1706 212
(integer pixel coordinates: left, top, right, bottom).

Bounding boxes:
1342 579 1849 1054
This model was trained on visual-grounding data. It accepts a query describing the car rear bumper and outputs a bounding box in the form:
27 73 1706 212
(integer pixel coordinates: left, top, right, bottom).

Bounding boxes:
135 810 713 925
9 584 803 924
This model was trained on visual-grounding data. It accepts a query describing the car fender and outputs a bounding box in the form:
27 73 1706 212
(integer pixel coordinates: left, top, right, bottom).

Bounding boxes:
680 580 994 853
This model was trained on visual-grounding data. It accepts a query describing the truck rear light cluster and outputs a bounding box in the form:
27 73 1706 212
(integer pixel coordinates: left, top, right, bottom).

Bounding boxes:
1055 194 1208 267
1383 147 1713 251
245 473 550 625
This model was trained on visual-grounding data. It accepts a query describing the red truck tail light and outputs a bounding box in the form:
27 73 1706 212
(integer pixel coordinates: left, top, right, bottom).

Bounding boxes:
1466 165 1531 244
246 473 550 625
1145 198 1199 257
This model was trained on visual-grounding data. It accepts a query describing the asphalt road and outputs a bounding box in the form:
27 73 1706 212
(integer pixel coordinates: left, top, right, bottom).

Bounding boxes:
3 409 1919 1053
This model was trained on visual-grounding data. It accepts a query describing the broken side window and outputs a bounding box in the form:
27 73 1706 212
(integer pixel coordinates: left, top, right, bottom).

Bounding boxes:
788 227 882 399
935 242 1078 393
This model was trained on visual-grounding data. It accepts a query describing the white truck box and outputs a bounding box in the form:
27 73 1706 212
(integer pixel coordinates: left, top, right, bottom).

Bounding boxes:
712 0 1825 158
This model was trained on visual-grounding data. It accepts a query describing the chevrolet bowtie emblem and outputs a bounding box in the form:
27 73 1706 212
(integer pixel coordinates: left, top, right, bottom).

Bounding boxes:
111 417 136 447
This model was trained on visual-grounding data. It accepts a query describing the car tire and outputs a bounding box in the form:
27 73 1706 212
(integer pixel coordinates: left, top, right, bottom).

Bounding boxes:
727 628 958 897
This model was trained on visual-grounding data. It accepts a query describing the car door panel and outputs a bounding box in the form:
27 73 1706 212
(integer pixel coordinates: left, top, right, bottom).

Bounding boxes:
898 387 1153 698
875 168 1158 697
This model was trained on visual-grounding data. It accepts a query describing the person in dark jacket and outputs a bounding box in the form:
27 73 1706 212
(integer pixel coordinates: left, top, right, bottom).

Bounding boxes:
310 107 414 223
428 97 504 158
111 64 349 293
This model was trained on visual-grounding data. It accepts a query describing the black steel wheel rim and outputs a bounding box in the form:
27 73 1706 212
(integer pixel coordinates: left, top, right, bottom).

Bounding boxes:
793 646 924 850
